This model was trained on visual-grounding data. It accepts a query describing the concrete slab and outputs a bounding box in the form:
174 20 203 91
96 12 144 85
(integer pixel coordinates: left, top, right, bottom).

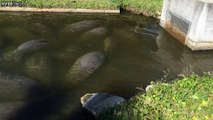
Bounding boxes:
0 7 120 14
161 0 213 50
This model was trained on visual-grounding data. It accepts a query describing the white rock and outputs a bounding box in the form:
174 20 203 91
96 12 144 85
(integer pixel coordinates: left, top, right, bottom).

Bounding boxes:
145 84 155 91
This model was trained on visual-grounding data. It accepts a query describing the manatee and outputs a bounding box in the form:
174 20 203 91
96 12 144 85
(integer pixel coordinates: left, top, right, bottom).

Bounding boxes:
77 27 108 52
141 27 158 35
0 39 48 68
80 27 108 40
64 20 101 33
66 52 105 85
1 27 37 44
0 47 22 68
26 22 51 37
112 29 140 44
15 39 48 55
104 37 117 55
136 27 158 39
60 20 101 42
24 53 54 85
53 45 82 62
0 71 38 102
0 102 24 120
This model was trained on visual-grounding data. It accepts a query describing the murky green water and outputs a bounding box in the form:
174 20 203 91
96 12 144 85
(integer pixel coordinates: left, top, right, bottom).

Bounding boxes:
1 12 213 120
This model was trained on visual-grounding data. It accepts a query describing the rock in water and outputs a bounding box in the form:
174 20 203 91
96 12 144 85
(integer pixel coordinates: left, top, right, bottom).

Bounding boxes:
0 102 24 120
145 84 155 91
24 53 54 85
0 71 38 102
64 20 101 33
66 52 105 85
80 93 125 117
15 39 48 55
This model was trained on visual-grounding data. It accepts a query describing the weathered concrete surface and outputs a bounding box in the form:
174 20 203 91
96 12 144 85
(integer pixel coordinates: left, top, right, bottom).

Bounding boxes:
0 7 120 14
161 21 187 45
161 0 213 50
80 93 125 117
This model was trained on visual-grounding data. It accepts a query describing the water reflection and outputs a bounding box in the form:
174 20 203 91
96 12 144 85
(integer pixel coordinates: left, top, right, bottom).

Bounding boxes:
154 28 213 79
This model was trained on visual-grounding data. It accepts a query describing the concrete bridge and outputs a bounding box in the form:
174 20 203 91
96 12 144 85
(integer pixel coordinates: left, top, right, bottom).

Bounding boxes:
160 0 213 50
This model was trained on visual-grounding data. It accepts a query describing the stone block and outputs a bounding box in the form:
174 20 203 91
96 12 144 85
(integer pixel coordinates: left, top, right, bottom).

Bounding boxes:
161 0 213 50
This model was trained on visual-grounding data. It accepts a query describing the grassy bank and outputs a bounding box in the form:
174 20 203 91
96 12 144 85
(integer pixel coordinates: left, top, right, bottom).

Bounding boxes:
1 0 163 17
120 0 163 17
98 74 213 120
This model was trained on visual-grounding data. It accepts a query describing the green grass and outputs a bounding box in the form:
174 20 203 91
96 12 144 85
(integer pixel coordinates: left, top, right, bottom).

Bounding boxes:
1 0 119 9
24 0 119 9
98 74 213 120
121 0 163 17
1 0 163 17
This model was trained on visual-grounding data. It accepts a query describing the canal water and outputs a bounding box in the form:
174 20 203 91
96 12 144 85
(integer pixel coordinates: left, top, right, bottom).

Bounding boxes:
0 12 213 120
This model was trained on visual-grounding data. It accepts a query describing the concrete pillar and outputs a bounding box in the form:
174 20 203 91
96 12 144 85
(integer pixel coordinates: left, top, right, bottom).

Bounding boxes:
160 0 213 50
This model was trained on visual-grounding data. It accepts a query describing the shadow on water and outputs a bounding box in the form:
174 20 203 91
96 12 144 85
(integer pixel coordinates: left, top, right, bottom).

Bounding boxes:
9 85 94 120
1 12 213 120
9 85 64 120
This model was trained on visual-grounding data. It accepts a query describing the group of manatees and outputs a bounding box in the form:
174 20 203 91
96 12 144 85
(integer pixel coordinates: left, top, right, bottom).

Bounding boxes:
0 20 119 119
0 20 116 85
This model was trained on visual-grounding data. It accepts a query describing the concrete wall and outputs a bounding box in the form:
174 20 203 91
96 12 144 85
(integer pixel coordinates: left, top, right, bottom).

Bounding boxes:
160 0 213 50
